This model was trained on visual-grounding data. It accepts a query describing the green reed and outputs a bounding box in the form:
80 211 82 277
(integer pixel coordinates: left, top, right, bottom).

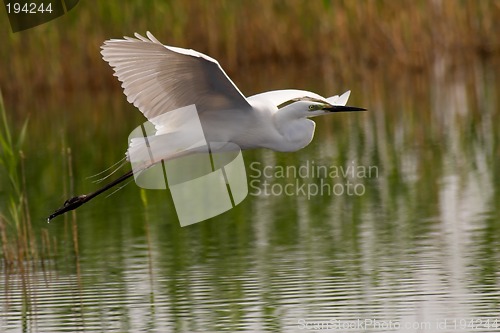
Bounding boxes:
0 91 28 229
0 90 28 265
0 90 48 269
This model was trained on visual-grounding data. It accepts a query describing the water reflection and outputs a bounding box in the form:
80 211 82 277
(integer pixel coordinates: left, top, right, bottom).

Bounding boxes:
1 60 500 332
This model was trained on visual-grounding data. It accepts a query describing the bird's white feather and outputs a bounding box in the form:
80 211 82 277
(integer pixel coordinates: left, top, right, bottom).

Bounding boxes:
326 90 350 106
101 32 251 128
248 89 327 109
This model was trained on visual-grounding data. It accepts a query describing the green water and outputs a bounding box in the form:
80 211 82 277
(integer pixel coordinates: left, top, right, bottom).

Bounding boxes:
1 59 500 333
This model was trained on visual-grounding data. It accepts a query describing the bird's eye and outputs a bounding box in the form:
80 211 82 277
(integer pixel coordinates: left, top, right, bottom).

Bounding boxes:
309 105 316 110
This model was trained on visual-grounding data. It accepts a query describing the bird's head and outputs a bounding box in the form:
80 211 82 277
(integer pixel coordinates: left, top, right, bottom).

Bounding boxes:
277 97 366 118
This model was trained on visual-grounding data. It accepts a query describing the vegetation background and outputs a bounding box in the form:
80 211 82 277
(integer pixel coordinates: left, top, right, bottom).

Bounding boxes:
1 0 499 109
0 0 499 266
1 3 500 332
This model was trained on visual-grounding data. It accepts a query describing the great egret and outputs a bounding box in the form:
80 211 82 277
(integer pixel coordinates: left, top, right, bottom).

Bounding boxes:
48 32 366 221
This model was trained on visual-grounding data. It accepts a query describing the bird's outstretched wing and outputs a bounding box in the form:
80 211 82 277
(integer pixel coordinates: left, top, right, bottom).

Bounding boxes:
101 32 251 125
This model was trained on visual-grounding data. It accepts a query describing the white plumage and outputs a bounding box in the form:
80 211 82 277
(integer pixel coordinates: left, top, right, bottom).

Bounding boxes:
101 31 364 154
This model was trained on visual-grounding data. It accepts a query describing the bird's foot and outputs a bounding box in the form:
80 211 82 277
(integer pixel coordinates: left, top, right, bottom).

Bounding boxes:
47 195 87 222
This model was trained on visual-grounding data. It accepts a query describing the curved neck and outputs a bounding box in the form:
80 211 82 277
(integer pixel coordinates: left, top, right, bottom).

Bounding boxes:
273 107 316 152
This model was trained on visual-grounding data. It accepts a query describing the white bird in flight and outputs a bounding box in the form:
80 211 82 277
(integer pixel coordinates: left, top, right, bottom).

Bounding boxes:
48 32 366 221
